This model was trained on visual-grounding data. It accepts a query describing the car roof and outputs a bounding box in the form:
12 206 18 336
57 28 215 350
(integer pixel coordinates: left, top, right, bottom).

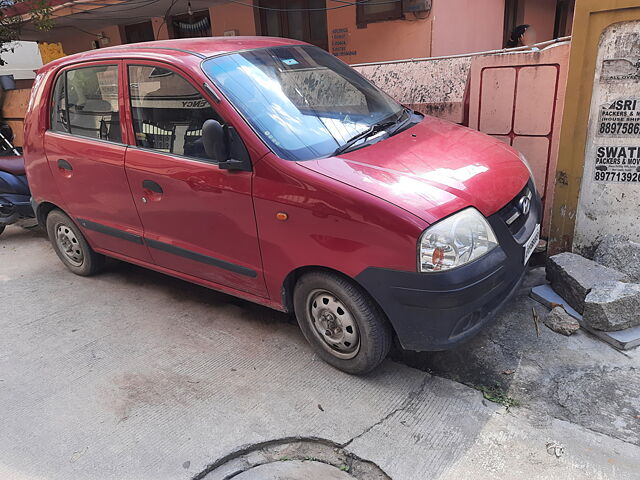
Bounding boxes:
38 36 308 73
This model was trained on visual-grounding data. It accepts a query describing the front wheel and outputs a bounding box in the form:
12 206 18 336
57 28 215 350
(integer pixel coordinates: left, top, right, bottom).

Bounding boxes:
293 271 392 375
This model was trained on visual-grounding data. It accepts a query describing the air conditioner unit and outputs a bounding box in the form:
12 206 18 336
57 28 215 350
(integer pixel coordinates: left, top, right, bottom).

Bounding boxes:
402 0 432 14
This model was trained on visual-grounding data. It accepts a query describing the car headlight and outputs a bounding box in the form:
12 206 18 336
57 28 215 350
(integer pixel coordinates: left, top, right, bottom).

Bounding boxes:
519 152 535 181
418 208 499 273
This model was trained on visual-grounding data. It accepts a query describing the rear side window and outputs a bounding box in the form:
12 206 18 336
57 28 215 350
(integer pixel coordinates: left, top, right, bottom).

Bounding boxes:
50 74 68 133
128 65 222 160
49 65 121 143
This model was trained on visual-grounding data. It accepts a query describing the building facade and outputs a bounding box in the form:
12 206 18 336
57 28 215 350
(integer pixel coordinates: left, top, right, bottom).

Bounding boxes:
19 0 574 64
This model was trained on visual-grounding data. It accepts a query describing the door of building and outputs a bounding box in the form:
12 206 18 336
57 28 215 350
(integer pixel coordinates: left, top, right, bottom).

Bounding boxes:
258 0 328 51
124 21 155 44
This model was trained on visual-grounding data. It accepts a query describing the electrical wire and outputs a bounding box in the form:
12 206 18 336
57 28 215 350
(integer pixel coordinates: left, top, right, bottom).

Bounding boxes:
154 0 178 39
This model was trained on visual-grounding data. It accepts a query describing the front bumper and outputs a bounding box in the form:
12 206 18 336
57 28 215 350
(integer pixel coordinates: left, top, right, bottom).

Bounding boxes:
356 181 541 351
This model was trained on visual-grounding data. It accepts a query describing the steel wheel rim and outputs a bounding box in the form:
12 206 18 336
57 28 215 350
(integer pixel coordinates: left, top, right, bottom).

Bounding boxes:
55 223 84 267
307 289 360 360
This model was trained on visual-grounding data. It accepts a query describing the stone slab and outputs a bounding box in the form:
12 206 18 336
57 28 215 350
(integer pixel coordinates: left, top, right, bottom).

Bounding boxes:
531 284 640 350
584 281 640 331
546 252 629 313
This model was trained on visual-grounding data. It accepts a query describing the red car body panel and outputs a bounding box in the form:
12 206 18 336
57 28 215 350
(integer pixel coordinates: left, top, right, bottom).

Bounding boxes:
302 117 529 224
24 38 536 349
252 154 427 301
45 131 155 263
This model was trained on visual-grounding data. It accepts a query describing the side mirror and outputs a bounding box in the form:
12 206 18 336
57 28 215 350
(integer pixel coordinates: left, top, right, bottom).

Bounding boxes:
202 119 252 172
202 119 227 162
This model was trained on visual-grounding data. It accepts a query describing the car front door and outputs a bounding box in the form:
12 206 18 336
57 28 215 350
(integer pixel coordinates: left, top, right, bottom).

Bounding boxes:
44 61 152 263
123 62 267 297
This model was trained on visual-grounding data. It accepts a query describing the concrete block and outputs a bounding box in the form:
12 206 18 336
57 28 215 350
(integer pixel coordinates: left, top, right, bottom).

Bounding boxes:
594 235 640 282
543 306 580 336
531 284 640 350
584 281 640 331
546 252 630 314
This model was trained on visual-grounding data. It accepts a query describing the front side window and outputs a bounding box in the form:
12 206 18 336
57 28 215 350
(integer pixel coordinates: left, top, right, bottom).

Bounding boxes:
202 45 405 161
128 65 223 160
50 65 121 142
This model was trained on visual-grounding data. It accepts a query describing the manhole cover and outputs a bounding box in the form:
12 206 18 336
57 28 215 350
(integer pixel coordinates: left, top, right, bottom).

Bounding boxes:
197 439 390 480
234 459 355 479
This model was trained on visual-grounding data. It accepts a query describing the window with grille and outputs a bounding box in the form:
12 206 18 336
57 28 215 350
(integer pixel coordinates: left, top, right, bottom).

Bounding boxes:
258 0 328 51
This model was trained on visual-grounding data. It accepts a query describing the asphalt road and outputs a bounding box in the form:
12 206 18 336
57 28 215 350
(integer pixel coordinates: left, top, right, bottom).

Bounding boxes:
1 223 639 480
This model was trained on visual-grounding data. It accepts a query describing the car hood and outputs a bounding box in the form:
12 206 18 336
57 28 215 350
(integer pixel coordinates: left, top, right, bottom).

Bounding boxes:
299 116 530 224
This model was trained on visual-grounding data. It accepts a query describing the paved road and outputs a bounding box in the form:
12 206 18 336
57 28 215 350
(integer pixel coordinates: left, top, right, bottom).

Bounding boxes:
1 223 639 479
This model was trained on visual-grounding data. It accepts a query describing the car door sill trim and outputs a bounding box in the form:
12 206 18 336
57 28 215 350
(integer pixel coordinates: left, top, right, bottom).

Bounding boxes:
78 218 144 245
77 219 258 278
145 238 258 278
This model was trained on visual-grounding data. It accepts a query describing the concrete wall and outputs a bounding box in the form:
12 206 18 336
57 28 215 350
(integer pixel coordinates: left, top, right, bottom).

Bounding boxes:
354 56 472 124
430 0 505 57
326 4 432 64
573 20 640 252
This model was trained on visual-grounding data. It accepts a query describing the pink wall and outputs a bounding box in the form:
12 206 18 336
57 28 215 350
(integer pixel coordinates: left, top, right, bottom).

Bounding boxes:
523 0 557 42
56 24 123 55
210 3 257 37
326 5 432 64
431 0 505 56
151 17 170 41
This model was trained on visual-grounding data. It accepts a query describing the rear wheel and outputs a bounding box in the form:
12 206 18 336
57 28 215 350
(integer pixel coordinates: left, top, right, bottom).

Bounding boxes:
293 271 392 375
46 209 105 276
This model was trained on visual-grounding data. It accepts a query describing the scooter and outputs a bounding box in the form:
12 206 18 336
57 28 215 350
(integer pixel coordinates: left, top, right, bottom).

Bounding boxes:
0 75 33 236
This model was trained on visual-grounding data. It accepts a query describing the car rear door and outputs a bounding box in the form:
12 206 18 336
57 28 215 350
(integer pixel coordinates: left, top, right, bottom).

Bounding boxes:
44 61 152 263
122 61 267 297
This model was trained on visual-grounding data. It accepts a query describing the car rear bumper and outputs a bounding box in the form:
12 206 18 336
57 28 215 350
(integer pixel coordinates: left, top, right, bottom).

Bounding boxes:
355 180 541 352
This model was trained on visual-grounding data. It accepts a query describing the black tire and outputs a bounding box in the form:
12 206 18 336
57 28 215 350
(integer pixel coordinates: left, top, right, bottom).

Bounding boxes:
46 209 105 276
293 271 392 375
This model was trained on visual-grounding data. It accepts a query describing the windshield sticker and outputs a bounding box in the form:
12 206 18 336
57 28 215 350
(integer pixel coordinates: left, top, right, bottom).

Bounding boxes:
282 58 299 66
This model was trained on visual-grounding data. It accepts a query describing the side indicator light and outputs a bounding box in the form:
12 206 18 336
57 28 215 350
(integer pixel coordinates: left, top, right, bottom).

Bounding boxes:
276 212 289 221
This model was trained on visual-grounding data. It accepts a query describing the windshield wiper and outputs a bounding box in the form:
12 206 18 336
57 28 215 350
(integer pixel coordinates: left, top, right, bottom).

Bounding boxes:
386 108 413 136
332 119 397 156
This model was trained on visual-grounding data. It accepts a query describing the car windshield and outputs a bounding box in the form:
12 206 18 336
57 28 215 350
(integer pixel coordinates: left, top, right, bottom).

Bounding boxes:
201 45 405 161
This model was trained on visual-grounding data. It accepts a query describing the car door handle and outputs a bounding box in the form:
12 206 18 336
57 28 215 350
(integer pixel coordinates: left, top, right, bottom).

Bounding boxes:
57 159 73 171
142 180 163 194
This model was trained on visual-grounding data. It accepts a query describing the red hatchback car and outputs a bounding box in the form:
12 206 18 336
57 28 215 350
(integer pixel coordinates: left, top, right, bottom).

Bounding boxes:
24 37 541 374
